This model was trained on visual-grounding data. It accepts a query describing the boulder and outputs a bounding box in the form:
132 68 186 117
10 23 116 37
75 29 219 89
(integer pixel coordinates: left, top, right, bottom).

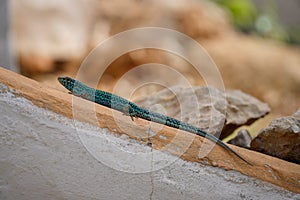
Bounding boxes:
228 129 252 148
251 109 300 164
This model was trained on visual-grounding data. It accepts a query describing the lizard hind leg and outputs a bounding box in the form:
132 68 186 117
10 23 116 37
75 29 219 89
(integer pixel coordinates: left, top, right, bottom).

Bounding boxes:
121 104 138 121
123 113 138 121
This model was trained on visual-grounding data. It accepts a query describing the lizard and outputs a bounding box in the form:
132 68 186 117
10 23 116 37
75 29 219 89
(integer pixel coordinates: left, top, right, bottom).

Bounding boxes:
58 76 252 165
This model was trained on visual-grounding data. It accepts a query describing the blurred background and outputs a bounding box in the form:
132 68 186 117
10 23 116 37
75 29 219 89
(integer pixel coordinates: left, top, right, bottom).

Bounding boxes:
1 0 300 136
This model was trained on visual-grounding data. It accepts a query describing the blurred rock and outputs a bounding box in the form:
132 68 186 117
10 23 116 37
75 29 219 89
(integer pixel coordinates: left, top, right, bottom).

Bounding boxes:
203 36 300 116
11 0 300 116
12 0 99 75
135 86 269 139
228 129 252 148
251 109 300 164
12 0 229 76
178 2 232 40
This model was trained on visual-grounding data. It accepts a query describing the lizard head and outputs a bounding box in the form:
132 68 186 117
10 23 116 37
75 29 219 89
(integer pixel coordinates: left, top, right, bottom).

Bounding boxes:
58 76 75 92
58 76 95 101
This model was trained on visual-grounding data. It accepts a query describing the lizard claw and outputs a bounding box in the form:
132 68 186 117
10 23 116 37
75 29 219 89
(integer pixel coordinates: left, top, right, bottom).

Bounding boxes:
130 116 134 121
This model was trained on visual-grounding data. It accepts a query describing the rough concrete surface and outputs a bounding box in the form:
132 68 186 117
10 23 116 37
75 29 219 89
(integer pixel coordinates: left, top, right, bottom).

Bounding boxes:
0 84 299 199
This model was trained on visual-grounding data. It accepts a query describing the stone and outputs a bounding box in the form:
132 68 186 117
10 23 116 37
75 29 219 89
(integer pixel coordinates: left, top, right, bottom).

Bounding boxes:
134 86 270 139
251 109 300 164
224 90 270 137
228 129 252 148
292 108 300 119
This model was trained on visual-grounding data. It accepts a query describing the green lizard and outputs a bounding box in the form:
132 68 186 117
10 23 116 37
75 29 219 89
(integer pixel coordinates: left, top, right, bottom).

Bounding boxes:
58 76 252 165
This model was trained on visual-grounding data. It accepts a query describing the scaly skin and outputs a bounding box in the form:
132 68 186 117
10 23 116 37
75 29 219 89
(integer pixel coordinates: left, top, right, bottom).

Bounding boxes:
58 76 252 165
